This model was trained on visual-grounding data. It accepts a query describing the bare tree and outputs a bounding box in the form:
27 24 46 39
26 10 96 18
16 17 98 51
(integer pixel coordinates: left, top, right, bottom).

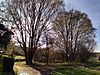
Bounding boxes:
0 0 63 65
52 10 96 62
43 31 54 65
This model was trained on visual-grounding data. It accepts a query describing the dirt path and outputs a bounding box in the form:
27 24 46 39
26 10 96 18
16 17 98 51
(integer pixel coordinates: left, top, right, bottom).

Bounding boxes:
14 64 41 75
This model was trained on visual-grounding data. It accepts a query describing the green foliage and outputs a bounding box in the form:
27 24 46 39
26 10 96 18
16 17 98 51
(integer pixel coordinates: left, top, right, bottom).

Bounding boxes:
0 24 13 54
52 61 100 75
0 62 14 75
53 67 100 75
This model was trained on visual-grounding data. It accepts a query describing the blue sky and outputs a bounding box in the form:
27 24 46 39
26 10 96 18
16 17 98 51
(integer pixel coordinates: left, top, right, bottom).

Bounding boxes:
64 0 100 52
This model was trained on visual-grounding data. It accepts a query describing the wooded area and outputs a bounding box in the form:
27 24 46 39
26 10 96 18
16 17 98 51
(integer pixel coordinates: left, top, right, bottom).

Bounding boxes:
0 0 99 75
0 0 96 65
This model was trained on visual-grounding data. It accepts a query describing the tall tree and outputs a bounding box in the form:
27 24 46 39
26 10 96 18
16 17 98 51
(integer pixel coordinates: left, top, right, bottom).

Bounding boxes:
52 10 96 62
0 0 63 65
42 31 54 65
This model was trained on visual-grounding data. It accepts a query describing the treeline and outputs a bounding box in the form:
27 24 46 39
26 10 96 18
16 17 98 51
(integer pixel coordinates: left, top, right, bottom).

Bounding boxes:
0 0 96 65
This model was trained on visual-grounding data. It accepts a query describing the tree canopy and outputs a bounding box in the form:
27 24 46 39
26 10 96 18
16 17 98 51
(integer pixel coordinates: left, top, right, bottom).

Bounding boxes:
0 0 64 65
0 0 96 64
52 10 96 62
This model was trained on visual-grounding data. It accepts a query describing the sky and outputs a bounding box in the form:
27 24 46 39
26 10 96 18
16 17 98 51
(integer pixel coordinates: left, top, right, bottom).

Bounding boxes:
64 0 100 52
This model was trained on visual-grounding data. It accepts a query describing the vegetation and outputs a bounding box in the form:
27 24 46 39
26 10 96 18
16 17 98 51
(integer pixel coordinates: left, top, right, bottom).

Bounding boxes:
53 67 100 75
0 0 64 65
0 0 96 65
0 0 99 75
52 61 100 75
0 58 15 75
13 61 100 75
0 24 13 54
52 10 96 62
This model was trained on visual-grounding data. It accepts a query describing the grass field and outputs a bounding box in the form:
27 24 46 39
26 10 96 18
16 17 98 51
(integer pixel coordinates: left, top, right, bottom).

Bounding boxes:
53 66 100 75
52 61 100 75
14 61 100 75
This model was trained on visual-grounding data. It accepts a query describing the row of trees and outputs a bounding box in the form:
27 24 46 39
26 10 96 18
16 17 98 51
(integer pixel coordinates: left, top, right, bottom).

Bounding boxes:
0 0 96 65
52 10 96 62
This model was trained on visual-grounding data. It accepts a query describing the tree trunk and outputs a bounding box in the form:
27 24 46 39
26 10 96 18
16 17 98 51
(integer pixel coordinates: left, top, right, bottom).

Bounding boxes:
45 51 49 65
46 54 49 65
23 46 37 65
61 54 65 62
65 54 68 62
25 51 33 65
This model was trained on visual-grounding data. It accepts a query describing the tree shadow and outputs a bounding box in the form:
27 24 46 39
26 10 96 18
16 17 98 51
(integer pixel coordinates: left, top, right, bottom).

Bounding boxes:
29 63 55 75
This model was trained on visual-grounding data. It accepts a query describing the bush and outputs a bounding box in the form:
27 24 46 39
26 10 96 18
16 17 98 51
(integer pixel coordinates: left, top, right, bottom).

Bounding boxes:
3 57 14 72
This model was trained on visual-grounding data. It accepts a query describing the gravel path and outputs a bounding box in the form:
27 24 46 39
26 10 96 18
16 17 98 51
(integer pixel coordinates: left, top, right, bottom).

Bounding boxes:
14 65 41 75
